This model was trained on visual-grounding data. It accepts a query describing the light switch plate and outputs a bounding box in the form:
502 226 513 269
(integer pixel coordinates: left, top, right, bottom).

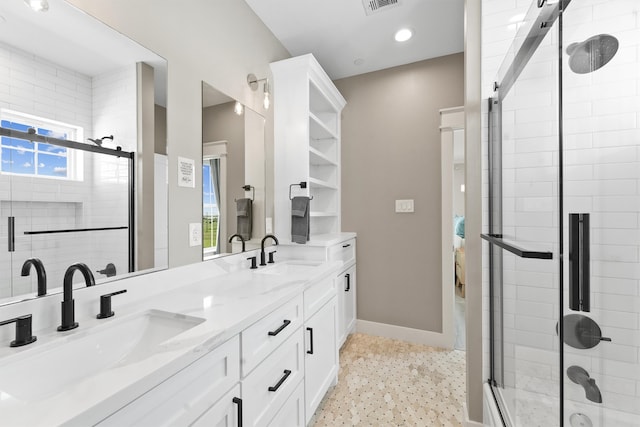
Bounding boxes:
189 222 202 246
395 199 414 213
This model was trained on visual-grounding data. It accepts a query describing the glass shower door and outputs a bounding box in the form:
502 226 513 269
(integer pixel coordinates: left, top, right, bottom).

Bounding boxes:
561 1 640 426
487 2 562 424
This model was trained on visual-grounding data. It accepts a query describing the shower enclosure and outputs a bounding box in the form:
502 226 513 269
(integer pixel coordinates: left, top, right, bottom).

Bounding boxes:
0 124 134 298
485 0 640 425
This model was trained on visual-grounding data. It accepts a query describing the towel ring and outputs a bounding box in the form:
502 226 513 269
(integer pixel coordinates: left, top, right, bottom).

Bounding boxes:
235 185 254 202
289 181 313 201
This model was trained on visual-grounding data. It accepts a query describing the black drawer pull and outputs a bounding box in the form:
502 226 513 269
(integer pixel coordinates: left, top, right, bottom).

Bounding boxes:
345 273 351 291
232 397 243 427
342 243 351 248
268 319 291 336
307 327 314 354
268 369 292 392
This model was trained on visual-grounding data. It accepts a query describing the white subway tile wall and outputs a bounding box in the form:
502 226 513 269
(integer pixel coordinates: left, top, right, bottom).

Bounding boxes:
562 0 640 423
483 0 640 425
0 43 134 298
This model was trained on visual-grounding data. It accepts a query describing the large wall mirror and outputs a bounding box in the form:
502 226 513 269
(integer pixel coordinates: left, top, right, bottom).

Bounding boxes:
202 82 266 258
0 0 168 303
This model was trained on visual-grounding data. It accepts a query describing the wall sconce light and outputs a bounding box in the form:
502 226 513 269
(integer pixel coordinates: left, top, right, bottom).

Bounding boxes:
460 184 465 193
24 0 49 12
247 73 270 110
234 101 244 116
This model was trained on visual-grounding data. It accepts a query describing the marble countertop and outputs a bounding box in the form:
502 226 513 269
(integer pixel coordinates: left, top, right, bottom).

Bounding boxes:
0 258 343 427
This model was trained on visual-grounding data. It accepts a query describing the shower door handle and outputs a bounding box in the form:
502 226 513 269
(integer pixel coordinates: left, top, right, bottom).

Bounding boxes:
569 213 590 312
8 216 15 252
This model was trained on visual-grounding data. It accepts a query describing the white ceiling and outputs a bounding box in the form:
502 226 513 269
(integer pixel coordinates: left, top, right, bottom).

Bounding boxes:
0 0 167 105
244 0 464 80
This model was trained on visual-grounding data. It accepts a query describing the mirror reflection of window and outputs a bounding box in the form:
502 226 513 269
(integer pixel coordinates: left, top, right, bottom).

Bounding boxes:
203 158 221 256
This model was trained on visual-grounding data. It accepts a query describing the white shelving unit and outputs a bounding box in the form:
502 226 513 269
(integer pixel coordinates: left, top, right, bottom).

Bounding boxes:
271 54 346 240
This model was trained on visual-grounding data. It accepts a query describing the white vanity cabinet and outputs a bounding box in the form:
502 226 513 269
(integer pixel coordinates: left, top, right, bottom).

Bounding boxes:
271 54 346 238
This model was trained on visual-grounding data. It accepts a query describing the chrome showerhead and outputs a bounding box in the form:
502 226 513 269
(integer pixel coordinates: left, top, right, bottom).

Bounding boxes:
566 34 619 74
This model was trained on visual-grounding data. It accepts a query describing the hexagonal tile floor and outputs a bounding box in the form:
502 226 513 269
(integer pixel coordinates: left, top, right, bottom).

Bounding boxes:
310 333 466 426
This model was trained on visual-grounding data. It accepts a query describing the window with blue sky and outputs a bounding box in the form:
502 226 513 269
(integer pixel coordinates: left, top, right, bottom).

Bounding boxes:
0 112 79 179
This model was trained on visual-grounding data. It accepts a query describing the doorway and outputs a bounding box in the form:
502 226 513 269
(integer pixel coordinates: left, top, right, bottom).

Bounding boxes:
440 107 465 351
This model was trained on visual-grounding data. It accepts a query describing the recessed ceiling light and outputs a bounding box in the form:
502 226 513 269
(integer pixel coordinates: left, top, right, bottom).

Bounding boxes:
354 58 365 66
394 28 413 42
24 0 49 12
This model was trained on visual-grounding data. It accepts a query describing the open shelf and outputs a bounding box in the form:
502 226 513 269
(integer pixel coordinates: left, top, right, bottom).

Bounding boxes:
310 211 338 217
309 147 337 166
309 113 337 140
309 177 337 190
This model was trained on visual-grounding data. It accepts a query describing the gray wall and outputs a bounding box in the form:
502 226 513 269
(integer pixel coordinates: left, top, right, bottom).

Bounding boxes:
69 0 289 268
203 102 245 253
335 54 464 332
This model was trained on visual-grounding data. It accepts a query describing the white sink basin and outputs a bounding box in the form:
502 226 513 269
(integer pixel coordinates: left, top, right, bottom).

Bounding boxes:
0 309 204 402
254 260 323 276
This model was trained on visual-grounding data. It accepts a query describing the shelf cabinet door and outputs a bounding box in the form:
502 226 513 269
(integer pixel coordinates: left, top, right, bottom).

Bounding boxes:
304 296 338 424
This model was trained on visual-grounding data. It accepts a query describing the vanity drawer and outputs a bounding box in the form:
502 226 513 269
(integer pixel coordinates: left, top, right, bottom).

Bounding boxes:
327 238 355 264
241 294 303 376
242 328 304 427
303 276 336 321
97 335 240 427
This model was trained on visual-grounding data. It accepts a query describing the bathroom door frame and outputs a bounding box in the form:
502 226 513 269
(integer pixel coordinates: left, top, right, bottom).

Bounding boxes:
440 106 465 350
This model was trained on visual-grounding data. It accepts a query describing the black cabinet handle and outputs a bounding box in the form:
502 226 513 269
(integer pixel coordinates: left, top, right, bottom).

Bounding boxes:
345 273 351 292
268 319 291 336
342 243 351 248
268 369 292 392
232 397 243 427
8 216 15 252
307 327 314 354
569 213 590 312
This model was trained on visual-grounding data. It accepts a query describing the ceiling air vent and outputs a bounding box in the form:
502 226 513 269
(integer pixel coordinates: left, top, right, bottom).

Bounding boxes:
362 0 401 16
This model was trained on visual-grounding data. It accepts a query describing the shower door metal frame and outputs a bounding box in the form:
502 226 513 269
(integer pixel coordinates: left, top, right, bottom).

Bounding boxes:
485 0 572 425
0 126 136 273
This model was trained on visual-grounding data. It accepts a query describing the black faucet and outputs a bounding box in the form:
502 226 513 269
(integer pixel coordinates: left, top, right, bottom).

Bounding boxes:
0 314 37 347
229 233 246 252
58 263 95 332
21 258 47 296
260 234 279 266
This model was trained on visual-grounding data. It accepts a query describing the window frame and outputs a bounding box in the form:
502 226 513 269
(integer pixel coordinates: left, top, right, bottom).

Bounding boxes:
0 109 84 181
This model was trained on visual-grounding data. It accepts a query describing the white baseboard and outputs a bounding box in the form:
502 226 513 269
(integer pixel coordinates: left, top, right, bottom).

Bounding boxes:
463 403 485 427
356 319 453 349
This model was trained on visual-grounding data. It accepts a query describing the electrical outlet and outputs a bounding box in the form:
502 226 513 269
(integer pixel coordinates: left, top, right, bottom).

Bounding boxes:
395 199 414 213
189 223 202 247
266 217 273 234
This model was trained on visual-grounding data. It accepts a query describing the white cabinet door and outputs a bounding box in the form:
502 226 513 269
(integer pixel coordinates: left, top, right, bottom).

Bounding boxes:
343 264 356 339
336 264 356 347
267 380 305 427
190 385 241 427
304 296 338 424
